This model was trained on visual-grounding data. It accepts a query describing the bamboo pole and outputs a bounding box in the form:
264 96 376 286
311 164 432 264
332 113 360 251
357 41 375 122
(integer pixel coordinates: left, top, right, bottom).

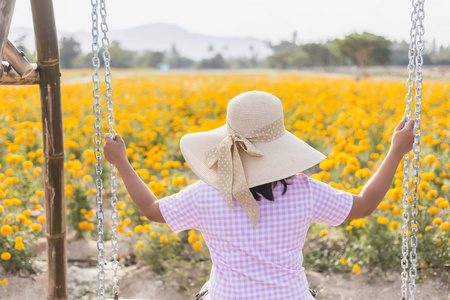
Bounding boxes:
0 61 39 85
0 0 16 74
4 40 35 77
30 1 67 299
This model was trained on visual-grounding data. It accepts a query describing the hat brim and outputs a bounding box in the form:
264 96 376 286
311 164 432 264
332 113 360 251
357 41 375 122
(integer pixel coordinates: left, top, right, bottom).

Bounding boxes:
180 125 326 189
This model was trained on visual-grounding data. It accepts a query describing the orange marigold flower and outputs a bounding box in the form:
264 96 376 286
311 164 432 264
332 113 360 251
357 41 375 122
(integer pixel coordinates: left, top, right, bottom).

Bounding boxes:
440 222 450 231
192 241 203 251
1 252 11 260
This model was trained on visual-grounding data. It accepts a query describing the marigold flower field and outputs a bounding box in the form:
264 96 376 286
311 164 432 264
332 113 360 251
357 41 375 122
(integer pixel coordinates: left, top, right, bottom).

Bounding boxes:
0 71 449 285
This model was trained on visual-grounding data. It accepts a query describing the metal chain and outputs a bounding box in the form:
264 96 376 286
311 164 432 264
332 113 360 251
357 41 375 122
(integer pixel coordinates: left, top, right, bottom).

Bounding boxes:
409 1 424 299
401 1 417 298
92 0 119 299
401 1 424 299
91 0 106 299
99 0 120 299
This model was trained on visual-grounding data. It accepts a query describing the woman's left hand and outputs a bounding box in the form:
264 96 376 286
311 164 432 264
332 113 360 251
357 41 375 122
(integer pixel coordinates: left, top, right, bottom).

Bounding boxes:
103 133 128 167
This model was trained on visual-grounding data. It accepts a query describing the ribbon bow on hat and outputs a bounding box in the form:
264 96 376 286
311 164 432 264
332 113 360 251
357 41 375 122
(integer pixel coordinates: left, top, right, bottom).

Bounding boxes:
205 117 285 228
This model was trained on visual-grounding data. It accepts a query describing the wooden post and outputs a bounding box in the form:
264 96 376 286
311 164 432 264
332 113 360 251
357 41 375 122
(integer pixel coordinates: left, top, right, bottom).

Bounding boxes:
30 0 67 299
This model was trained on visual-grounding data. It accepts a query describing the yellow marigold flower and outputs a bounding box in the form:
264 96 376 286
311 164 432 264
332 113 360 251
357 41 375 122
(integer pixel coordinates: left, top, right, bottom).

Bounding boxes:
137 241 144 249
436 198 449 209
391 206 399 216
134 225 144 233
35 190 44 197
172 176 184 186
38 216 46 223
23 210 32 217
442 185 448 191
24 220 32 226
22 161 33 170
0 190 5 199
370 153 379 160
421 172 434 181
440 222 449 230
160 234 168 242
5 169 13 176
433 218 443 225
193 241 203 251
15 242 25 250
149 232 156 237
319 160 333 171
188 234 197 244
389 221 399 230
160 169 169 177
34 205 43 210
377 216 389 225
16 215 27 223
0 205 3 214
428 206 439 216
14 236 23 243
33 167 41 178
2 199 11 207
340 257 348 264
355 168 372 178
418 181 429 191
11 198 21 205
353 264 361 274
319 230 328 237
426 190 438 200
31 223 42 232
424 154 437 164
1 225 13 236
123 219 131 226
126 231 133 236
116 201 125 210
425 225 432 231
378 201 390 210
153 162 162 172
0 277 7 285
82 175 92 182
345 225 353 231
1 252 11 260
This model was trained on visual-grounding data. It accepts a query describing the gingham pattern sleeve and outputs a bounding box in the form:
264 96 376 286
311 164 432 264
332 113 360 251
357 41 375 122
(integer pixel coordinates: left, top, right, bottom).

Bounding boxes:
158 181 200 233
309 177 353 226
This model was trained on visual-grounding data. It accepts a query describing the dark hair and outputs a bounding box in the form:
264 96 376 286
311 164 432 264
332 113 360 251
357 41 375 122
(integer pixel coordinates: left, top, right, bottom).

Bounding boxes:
249 177 291 201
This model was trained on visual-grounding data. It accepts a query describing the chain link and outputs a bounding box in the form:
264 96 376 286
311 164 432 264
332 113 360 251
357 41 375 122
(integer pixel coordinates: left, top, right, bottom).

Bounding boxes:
409 1 424 299
99 0 120 298
402 1 424 299
92 0 119 299
91 0 106 299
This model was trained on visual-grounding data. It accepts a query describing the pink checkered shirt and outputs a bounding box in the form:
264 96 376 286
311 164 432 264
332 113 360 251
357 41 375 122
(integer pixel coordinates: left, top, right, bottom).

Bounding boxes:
159 173 353 300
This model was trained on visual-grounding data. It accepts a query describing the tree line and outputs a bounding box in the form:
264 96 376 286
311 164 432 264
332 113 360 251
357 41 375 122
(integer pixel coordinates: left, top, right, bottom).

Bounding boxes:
15 32 450 73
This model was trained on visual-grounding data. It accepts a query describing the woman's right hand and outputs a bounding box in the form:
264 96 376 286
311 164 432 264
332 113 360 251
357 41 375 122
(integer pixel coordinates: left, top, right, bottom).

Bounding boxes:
103 133 128 168
390 117 415 157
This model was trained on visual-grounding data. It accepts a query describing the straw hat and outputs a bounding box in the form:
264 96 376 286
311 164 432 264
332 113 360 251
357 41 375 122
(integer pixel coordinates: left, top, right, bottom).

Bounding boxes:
180 91 326 227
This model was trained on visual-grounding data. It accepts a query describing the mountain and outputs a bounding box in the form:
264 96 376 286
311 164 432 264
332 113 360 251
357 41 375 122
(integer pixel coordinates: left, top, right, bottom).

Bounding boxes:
9 23 273 60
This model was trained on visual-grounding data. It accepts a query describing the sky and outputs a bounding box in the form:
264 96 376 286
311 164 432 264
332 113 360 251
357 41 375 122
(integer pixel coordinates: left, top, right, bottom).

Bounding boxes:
8 0 450 46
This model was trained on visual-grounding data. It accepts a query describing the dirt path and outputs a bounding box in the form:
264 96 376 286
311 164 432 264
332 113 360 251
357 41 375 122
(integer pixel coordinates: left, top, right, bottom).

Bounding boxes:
2 264 449 300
